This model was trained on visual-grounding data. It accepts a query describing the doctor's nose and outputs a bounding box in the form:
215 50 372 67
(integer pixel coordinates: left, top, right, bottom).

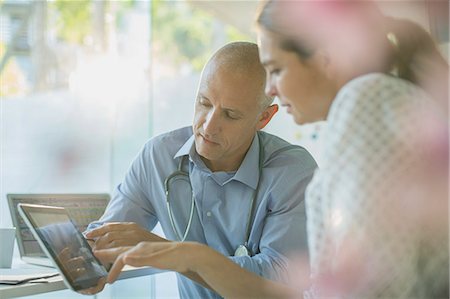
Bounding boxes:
203 111 221 135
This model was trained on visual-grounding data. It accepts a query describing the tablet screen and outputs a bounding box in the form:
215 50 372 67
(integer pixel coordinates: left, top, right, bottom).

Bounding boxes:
19 204 107 291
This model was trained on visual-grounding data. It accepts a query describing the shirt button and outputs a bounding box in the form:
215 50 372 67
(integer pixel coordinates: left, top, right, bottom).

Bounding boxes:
206 211 212 217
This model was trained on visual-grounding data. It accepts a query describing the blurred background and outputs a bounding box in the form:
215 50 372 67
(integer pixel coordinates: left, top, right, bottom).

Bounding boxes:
0 0 448 298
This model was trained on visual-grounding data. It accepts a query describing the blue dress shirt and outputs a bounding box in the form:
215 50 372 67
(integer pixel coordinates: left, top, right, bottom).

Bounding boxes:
87 126 317 298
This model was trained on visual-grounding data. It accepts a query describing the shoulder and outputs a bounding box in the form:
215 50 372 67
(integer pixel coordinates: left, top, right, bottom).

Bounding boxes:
258 131 317 171
130 127 193 174
327 73 427 132
340 73 421 96
142 126 193 153
330 73 425 120
321 73 428 167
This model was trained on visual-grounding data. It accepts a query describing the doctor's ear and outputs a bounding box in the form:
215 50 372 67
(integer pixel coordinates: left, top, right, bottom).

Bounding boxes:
258 104 278 130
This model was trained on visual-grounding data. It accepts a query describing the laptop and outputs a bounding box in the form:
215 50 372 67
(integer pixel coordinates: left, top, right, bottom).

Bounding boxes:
7 194 109 267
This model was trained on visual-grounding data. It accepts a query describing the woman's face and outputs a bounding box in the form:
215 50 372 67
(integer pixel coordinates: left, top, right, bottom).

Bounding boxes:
258 29 336 124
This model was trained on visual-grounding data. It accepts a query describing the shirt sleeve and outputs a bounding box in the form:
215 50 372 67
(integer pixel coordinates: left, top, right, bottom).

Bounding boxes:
230 146 317 283
86 143 158 232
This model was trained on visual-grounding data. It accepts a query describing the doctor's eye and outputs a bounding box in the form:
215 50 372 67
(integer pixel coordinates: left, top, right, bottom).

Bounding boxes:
225 111 240 120
197 97 212 107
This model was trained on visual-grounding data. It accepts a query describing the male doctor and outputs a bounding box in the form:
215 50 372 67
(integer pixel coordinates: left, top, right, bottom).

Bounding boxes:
85 41 317 298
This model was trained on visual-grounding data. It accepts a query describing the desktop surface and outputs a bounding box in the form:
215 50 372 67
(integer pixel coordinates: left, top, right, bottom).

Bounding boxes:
0 258 162 299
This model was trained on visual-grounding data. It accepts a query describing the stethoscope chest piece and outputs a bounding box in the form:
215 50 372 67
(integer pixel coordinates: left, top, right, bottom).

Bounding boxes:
234 244 250 257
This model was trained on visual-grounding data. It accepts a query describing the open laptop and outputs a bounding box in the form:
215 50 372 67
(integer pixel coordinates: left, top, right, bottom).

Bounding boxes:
7 193 109 267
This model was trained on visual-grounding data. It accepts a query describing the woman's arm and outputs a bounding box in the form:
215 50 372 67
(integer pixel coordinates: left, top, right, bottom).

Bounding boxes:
94 241 296 299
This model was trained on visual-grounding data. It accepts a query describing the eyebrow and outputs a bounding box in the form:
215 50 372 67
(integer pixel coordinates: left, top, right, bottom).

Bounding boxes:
198 93 244 117
223 107 243 117
197 93 208 100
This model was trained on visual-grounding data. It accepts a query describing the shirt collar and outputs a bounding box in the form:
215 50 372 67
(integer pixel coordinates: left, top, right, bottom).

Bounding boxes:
174 135 195 159
174 134 206 168
174 133 261 189
233 133 260 190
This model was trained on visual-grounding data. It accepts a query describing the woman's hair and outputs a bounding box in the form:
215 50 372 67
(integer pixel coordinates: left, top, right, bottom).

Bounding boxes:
255 0 315 60
256 0 449 101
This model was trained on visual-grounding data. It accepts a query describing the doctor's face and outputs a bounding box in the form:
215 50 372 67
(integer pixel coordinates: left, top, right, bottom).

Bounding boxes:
193 63 265 172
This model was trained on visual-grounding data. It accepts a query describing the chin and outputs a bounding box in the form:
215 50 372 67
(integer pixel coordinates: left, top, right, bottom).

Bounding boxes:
295 113 325 125
293 114 306 125
195 143 213 159
294 112 318 125
195 141 205 155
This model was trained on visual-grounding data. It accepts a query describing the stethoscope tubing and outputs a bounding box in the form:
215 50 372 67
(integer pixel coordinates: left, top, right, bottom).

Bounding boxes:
165 170 196 242
164 133 264 256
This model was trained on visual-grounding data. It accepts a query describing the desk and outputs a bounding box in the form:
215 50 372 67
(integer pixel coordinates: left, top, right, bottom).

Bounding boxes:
0 259 162 299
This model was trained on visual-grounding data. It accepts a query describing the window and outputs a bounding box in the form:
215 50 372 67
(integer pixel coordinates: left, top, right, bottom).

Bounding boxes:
0 1 257 297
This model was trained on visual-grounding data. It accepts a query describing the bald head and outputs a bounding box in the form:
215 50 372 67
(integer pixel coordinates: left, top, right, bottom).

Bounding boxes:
202 42 273 110
193 42 279 172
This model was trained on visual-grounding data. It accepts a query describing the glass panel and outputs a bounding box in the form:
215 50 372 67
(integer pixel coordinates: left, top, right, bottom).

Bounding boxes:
151 0 253 136
1 1 151 225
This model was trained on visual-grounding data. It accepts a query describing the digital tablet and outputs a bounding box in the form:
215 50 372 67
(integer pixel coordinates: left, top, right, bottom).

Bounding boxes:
18 203 108 291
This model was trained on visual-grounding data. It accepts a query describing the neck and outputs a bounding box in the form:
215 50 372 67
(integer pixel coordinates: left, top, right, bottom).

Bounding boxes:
201 137 256 173
201 155 243 173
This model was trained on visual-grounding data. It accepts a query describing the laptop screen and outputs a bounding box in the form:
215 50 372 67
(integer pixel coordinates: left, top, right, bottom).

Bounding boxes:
7 194 109 259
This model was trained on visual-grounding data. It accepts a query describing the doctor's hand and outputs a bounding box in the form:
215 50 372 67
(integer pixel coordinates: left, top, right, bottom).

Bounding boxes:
94 242 203 284
85 222 168 250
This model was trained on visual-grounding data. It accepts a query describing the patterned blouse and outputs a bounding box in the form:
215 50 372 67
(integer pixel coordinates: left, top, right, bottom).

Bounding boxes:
305 73 448 298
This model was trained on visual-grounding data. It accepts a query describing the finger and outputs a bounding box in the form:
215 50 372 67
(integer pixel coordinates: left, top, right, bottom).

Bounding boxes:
79 277 107 295
85 223 118 238
86 222 136 238
121 254 149 268
93 231 128 249
107 255 127 283
94 231 124 249
86 239 95 249
94 247 131 264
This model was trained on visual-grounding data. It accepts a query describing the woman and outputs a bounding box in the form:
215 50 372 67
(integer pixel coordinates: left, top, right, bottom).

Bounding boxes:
94 1 448 298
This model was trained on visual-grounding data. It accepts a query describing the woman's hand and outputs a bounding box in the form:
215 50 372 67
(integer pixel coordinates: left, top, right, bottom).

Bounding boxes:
94 241 201 284
94 241 294 298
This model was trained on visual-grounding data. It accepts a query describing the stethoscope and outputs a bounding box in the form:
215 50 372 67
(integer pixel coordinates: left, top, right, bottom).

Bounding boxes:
164 134 264 257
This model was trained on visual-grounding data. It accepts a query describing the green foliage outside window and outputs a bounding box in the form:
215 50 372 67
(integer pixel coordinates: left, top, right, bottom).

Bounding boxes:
51 0 92 44
49 0 250 71
152 0 251 71
152 0 215 71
